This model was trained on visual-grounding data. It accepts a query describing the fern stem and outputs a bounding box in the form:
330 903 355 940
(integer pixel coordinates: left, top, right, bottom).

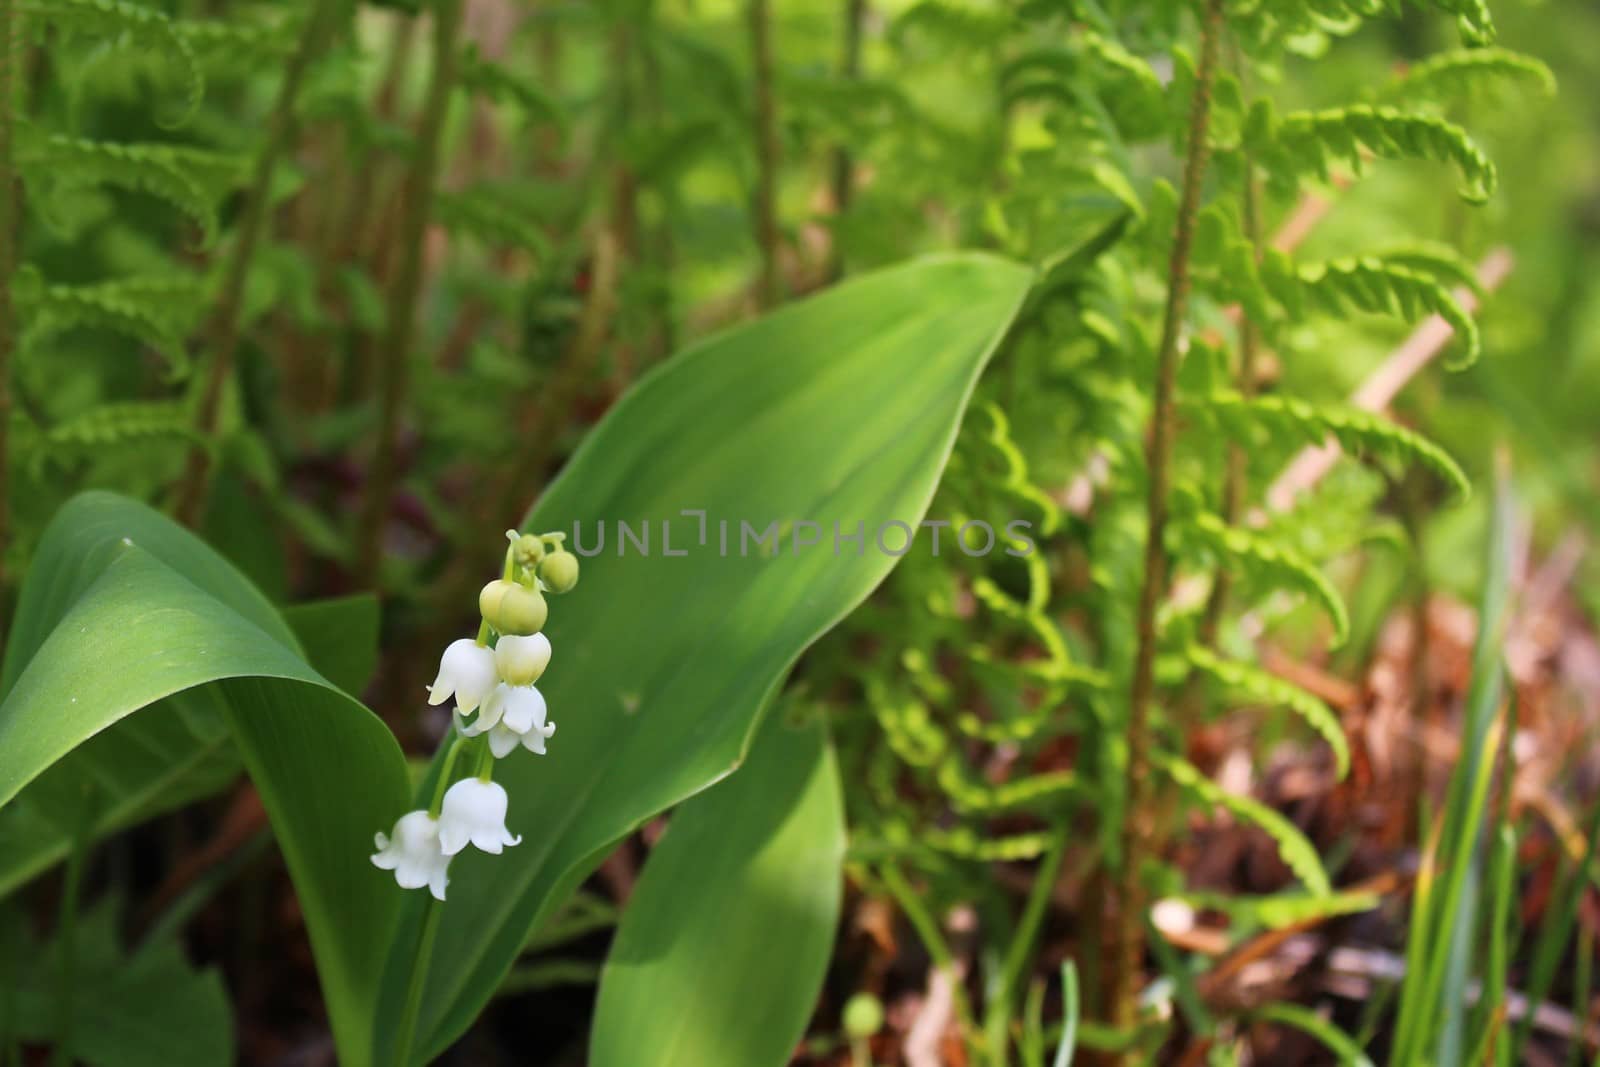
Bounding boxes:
1108 0 1225 1044
0 0 17 596
748 0 781 309
1195 155 1263 647
174 1 341 526
356 0 465 586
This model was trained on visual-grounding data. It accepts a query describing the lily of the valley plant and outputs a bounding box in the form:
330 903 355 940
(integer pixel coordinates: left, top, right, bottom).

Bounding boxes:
371 531 581 900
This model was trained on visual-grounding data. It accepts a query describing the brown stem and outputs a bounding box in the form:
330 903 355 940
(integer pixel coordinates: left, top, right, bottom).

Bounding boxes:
0 0 17 596
1108 0 1225 1042
173 1 340 525
354 0 465 586
748 0 781 309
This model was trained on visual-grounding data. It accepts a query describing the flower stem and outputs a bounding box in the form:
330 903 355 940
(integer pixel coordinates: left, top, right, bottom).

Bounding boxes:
391 896 444 1067
51 820 89 1067
1108 0 1225 1046
355 0 466 585
427 733 466 818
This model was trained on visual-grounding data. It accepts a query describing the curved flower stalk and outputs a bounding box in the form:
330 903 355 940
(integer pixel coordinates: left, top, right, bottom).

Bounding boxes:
370 529 581 899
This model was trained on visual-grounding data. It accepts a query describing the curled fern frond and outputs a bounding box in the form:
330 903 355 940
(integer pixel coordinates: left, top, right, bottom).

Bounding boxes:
23 0 202 126
17 132 241 243
1170 498 1350 645
15 273 206 375
1184 645 1351 777
174 17 299 67
1275 255 1481 367
1200 393 1470 500
1385 47 1556 105
1157 752 1332 894
1253 103 1497 202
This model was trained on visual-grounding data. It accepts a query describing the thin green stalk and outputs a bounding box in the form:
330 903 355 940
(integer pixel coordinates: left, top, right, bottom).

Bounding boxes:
356 0 466 585
0 0 17 595
876 862 978 1038
1108 0 1225 1045
51 824 89 1067
987 822 1069 1066
391 731 472 1067
748 0 781 308
174 0 341 525
1193 152 1262 650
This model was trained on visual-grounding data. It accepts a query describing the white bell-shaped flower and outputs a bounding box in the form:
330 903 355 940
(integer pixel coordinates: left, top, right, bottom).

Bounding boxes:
495 633 552 686
427 638 498 715
370 810 451 900
468 683 558 758
438 778 522 855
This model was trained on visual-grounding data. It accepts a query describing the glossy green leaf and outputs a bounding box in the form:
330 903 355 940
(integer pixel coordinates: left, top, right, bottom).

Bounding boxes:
391 253 1033 1056
0 593 379 899
590 712 845 1067
0 493 410 1065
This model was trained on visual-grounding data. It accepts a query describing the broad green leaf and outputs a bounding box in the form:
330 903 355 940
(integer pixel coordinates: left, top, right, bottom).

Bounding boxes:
591 712 845 1067
0 594 381 898
0 493 409 1065
391 253 1033 1056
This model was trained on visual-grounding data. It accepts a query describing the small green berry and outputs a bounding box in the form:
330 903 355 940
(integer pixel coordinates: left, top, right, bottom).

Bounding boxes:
537 550 580 594
479 579 549 635
842 993 883 1039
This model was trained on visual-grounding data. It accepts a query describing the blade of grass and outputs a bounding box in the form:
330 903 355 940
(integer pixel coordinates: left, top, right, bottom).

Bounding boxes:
1391 469 1516 1065
1053 961 1080 1067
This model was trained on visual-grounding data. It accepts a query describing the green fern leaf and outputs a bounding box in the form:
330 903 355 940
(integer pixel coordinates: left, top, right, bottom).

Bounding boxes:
433 187 551 259
16 131 241 244
15 272 206 375
1170 497 1350 645
1200 393 1470 500
1253 103 1497 203
1385 47 1556 105
22 0 202 126
1184 645 1351 777
1157 752 1331 895
457 43 565 131
1286 255 1481 367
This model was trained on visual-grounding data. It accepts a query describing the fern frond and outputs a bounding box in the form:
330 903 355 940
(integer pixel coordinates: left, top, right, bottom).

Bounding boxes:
1277 255 1481 367
1253 103 1497 203
457 43 565 130
39 402 200 459
17 132 240 243
1183 645 1351 777
173 16 298 67
16 273 206 375
1170 498 1350 645
1385 47 1556 105
22 0 202 126
1157 752 1332 894
891 0 1015 49
1200 393 1470 500
433 188 551 259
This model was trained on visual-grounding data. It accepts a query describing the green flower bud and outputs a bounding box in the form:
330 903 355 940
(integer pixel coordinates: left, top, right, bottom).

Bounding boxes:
842 993 883 1039
479 579 549 635
537 550 580 594
508 531 546 569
